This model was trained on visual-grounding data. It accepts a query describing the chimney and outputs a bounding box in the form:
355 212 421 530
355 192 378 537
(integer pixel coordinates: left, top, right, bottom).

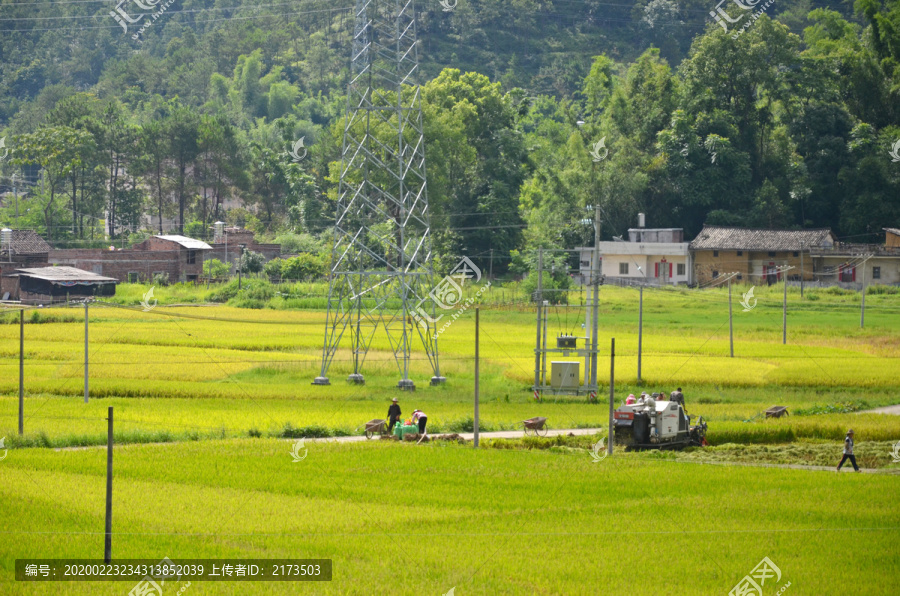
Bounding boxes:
638 213 645 228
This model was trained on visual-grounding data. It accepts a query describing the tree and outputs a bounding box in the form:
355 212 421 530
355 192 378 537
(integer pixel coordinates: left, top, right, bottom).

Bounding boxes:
422 69 528 273
164 101 200 233
12 126 92 241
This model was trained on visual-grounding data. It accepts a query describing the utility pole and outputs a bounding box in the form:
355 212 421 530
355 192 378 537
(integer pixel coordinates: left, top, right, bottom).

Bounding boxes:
19 309 24 435
237 243 246 290
590 204 601 393
104 407 113 564
84 302 89 403
474 308 480 448
799 241 804 298
541 299 548 387
729 277 734 358
860 256 867 328
607 337 614 456
637 286 643 383
533 249 543 401
13 173 18 224
782 263 788 345
489 248 494 286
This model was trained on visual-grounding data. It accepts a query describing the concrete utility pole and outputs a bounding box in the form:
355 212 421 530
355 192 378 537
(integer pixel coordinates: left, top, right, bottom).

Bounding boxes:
729 277 734 358
237 243 246 290
860 256 867 328
104 407 113 564
541 299 549 387
799 241 804 298
637 286 643 383
782 263 788 345
474 308 480 448
590 204 601 392
13 173 19 224
19 309 24 435
533 249 543 400
607 337 615 456
84 302 89 403
489 248 494 285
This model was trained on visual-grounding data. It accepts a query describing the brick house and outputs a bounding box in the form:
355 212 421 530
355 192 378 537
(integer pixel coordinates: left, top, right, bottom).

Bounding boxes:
50 235 212 283
689 226 837 286
1 230 52 299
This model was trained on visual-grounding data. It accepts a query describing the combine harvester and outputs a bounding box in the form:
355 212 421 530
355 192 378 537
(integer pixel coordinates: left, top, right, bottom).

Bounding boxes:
613 396 708 451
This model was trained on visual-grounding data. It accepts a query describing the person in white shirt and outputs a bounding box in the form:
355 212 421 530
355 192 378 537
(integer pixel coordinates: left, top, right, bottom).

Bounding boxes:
836 429 860 472
412 409 427 435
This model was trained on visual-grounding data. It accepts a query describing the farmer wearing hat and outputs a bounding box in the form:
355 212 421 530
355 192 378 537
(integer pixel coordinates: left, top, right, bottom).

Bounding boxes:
837 429 860 472
387 398 402 432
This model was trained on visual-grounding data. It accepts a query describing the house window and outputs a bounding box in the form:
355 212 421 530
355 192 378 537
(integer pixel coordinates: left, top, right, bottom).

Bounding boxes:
619 263 629 275
873 266 881 279
581 261 590 267
737 251 743 256
713 250 719 257
677 263 685 276
792 251 799 257
127 272 139 283
768 251 776 257
712 270 719 279
187 250 196 265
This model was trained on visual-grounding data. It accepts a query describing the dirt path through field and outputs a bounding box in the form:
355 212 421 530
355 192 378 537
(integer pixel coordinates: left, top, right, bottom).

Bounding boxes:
669 458 900 474
859 404 900 415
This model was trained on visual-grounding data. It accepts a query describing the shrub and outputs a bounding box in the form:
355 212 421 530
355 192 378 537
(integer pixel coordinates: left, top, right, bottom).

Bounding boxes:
203 258 230 278
238 250 265 274
277 423 332 438
522 269 571 305
264 257 284 279
866 285 898 295
207 278 274 302
152 272 170 286
280 254 325 281
274 232 324 254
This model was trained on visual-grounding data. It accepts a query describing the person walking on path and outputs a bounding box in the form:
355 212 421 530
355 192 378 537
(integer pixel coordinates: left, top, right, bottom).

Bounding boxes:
387 398 402 432
837 429 860 472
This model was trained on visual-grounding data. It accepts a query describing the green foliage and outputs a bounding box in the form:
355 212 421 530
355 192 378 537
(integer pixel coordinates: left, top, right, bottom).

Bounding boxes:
278 254 325 281
273 232 324 254
794 401 870 415
238 250 265 274
151 272 170 286
277 423 333 439
202 258 230 279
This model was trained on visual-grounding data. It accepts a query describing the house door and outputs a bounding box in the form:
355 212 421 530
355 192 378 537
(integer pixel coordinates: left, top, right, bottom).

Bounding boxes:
765 262 777 286
839 265 856 283
654 261 673 284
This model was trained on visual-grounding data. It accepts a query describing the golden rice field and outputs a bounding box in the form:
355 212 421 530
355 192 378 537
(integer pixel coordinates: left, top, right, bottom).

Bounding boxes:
0 283 898 595
0 282 899 448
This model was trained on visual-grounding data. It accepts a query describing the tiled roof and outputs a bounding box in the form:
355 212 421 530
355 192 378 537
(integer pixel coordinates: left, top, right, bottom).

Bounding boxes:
2 230 52 254
884 228 900 236
689 226 835 251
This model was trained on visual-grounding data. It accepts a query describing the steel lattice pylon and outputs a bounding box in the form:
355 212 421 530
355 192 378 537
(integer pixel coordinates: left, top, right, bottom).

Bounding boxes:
314 0 443 389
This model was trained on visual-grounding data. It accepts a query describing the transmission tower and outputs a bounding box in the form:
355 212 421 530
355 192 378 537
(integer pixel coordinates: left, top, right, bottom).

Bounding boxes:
314 0 443 390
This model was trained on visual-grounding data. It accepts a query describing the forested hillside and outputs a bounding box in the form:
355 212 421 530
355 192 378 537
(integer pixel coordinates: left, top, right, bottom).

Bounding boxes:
0 0 898 273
